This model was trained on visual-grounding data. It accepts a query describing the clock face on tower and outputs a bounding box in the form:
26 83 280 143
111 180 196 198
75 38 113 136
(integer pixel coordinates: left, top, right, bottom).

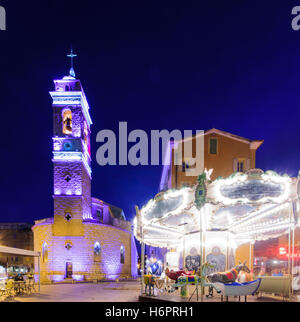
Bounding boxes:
63 141 73 151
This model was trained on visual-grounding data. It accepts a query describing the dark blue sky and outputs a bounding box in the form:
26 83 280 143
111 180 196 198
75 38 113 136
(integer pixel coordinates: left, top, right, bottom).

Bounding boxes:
1 0 300 223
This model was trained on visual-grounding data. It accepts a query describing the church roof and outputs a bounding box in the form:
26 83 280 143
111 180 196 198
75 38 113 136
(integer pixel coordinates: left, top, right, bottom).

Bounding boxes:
0 222 32 230
92 197 126 221
205 128 264 148
106 203 126 221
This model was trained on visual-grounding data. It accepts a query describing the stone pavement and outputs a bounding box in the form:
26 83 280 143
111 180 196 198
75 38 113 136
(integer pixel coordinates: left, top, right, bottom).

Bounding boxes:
3 281 141 302
2 280 300 302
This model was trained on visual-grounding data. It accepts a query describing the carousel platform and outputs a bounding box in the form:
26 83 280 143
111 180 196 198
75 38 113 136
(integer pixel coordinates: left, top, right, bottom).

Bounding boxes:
139 288 226 302
139 294 188 302
139 291 297 302
139 292 234 302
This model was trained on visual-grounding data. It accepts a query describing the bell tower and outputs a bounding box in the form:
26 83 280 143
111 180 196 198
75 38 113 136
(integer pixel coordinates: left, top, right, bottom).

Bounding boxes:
50 50 93 236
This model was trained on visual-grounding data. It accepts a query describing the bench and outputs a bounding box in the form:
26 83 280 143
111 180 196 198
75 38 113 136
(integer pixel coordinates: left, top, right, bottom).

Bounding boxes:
257 276 291 300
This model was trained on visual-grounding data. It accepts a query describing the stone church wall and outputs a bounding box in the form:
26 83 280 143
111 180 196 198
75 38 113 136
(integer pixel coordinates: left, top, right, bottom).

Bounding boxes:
33 221 133 283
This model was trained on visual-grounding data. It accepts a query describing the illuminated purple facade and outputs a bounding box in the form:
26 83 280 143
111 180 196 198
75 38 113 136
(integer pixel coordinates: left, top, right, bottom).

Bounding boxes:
32 67 137 283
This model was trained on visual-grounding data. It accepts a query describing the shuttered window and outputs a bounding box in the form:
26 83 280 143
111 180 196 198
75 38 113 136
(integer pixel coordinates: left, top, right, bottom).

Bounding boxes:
237 160 244 172
209 138 217 154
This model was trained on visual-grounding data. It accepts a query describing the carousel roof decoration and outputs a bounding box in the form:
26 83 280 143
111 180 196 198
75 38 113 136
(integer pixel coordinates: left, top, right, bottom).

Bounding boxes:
206 169 292 206
134 187 196 248
134 169 299 248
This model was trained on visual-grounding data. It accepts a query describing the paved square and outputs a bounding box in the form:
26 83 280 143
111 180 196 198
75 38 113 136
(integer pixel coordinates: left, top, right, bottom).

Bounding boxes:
2 280 299 302
3 281 141 302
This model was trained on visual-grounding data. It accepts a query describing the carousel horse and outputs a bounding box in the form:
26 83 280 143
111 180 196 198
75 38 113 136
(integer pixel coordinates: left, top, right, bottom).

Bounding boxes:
165 268 194 282
170 262 222 295
207 261 250 284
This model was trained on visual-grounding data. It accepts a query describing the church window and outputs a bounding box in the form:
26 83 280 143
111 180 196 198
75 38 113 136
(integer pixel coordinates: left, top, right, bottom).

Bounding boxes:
182 162 190 172
120 245 125 264
42 242 48 263
209 138 218 155
96 208 103 223
94 242 101 256
62 109 72 135
63 141 73 151
65 243 72 250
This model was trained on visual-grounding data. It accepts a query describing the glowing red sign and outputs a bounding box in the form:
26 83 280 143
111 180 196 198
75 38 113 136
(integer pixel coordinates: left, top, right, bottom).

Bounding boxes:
279 247 287 255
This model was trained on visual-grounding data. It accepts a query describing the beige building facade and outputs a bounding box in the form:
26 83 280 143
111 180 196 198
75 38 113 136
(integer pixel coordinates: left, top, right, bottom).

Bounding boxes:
160 128 263 190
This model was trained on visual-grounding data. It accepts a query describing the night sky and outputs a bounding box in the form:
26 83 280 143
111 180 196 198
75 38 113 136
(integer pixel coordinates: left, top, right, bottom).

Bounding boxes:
1 1 300 223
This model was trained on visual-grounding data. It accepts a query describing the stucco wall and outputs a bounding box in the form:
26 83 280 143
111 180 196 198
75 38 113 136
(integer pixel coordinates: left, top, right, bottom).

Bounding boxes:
171 132 259 188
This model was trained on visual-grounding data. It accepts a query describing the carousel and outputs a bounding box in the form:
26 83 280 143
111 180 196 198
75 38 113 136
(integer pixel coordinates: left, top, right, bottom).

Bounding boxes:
134 169 300 301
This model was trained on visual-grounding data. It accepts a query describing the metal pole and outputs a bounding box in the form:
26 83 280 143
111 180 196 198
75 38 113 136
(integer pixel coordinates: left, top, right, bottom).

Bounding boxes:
183 232 185 270
137 206 145 296
140 207 145 296
292 220 295 296
291 201 297 296
141 241 145 295
249 242 252 271
199 209 202 302
288 202 292 300
203 231 206 267
226 231 229 270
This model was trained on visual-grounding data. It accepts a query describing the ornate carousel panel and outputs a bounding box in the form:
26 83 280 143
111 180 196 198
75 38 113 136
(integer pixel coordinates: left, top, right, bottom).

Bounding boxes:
207 170 294 206
184 234 202 271
204 231 236 274
141 187 195 223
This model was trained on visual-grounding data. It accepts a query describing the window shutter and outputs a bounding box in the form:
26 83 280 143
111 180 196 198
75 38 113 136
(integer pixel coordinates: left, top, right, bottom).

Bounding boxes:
246 159 251 171
233 158 238 172
209 138 217 154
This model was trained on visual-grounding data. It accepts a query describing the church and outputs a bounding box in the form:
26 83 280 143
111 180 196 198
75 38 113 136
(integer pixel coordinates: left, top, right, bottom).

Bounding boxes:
32 52 137 283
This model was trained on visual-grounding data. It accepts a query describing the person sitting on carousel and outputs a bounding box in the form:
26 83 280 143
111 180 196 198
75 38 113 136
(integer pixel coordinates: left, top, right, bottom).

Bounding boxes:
144 267 156 296
237 269 253 283
14 273 24 281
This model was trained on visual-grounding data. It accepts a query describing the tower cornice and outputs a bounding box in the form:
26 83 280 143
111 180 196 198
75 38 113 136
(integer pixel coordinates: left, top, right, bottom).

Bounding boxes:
52 151 92 178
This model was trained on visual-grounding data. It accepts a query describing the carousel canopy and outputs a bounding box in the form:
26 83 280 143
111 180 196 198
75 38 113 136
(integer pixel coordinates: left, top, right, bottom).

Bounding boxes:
134 169 299 248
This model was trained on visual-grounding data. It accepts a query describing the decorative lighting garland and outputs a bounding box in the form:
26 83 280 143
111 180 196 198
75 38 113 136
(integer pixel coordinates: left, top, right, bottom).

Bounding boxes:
236 220 292 237
140 187 193 225
229 202 289 232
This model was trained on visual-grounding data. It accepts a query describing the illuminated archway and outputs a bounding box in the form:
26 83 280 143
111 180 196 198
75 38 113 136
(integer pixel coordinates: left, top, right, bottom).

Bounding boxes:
62 108 72 134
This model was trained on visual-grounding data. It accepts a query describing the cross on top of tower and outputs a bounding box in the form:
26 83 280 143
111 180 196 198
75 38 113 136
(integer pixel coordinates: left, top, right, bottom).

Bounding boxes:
67 48 77 78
